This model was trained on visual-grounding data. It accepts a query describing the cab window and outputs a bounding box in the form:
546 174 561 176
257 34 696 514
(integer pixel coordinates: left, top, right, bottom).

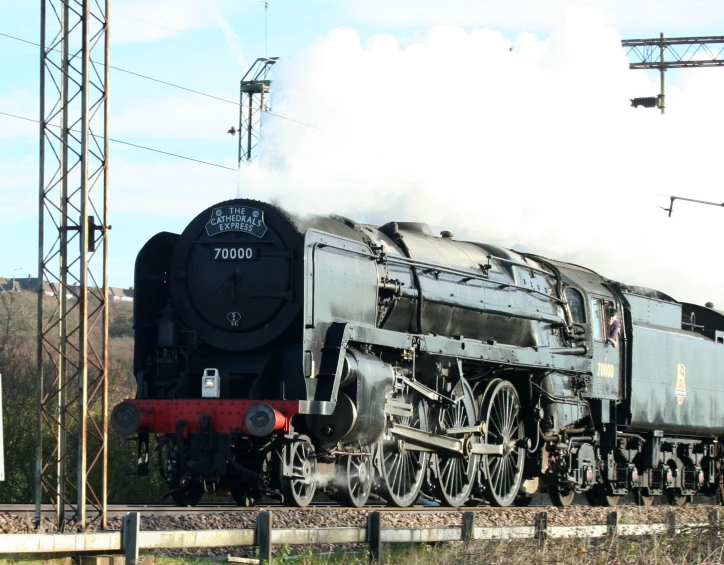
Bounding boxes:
591 298 604 341
564 287 586 324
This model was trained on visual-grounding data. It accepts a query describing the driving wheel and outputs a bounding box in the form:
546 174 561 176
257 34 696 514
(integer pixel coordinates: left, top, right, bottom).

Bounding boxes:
478 380 525 506
432 378 478 507
380 392 429 507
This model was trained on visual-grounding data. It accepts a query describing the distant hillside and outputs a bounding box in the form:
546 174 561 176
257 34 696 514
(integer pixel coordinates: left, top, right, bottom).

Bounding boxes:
0 276 133 301
0 291 165 503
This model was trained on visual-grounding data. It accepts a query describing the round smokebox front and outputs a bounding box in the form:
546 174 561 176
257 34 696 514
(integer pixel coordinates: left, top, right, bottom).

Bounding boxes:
169 199 303 351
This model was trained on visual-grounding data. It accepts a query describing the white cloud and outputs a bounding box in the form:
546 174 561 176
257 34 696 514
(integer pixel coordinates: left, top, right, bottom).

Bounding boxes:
342 0 724 35
238 6 724 307
111 0 212 45
111 0 242 48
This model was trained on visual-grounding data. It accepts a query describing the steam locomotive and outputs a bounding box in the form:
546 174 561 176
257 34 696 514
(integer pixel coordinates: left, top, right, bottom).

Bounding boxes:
112 198 724 507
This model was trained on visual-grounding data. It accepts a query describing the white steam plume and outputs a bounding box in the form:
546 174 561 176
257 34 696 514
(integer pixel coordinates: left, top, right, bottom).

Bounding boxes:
238 4 724 307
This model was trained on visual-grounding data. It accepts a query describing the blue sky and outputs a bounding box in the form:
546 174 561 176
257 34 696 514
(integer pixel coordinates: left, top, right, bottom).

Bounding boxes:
3 1 724 303
0 0 395 288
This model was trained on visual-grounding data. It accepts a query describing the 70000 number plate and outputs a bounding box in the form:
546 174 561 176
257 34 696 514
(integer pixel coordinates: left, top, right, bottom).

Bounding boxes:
213 247 257 261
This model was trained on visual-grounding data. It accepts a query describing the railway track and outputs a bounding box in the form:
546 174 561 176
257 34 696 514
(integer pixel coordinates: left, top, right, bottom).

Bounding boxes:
0 502 544 518
2 496 714 519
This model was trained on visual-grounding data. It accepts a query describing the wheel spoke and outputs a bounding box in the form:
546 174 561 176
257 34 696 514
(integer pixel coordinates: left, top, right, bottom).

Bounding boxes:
498 457 506 497
390 455 402 494
491 458 502 484
506 393 514 435
492 402 503 435
398 456 406 496
505 456 513 495
500 393 510 435
504 458 511 495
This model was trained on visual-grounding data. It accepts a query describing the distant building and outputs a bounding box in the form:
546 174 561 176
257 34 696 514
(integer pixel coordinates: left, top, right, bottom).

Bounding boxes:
0 275 133 301
110 287 134 302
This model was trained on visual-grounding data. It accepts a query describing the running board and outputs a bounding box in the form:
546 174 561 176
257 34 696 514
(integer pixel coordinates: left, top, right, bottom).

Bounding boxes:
389 424 504 456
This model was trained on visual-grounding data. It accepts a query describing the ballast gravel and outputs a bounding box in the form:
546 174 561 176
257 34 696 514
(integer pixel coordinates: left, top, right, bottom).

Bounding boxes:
0 504 717 559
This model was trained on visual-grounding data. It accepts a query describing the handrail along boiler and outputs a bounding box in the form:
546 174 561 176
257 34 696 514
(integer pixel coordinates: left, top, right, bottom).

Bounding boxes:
112 199 724 507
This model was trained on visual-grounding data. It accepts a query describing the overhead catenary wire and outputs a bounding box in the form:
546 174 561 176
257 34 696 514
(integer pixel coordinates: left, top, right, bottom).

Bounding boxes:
0 31 237 104
112 66 239 106
0 31 321 130
0 31 37 48
0 110 237 171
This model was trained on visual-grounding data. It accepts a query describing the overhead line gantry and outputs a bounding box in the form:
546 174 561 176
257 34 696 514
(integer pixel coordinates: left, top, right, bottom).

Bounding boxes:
622 34 724 113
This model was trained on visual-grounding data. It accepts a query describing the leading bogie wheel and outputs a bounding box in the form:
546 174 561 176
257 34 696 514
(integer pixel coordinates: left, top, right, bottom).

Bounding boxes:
337 446 373 508
380 393 429 507
280 437 317 507
478 380 525 507
432 378 478 507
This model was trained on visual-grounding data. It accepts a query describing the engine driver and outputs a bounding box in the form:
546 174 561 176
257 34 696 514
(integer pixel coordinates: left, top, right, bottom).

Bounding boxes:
607 307 621 348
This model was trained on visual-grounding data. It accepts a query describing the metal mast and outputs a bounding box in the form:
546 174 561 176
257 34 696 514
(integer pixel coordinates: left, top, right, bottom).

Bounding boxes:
37 0 110 530
622 34 724 114
237 57 277 165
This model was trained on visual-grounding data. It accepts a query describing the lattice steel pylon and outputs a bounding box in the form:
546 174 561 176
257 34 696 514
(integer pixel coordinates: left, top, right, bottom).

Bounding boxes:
37 0 109 531
622 34 724 114
238 57 277 165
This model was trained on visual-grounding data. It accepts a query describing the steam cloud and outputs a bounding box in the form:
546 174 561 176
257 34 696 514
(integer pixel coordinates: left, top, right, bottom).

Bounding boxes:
239 4 724 307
